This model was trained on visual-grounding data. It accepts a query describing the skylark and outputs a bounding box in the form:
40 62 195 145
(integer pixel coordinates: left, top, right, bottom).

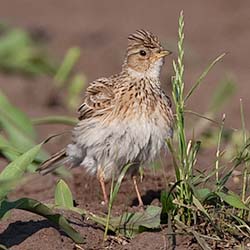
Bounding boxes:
39 30 174 207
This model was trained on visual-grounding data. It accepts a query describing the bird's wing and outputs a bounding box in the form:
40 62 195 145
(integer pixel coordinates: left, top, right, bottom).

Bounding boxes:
78 77 115 120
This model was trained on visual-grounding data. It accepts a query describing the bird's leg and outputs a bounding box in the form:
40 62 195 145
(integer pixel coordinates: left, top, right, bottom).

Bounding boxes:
132 175 144 208
97 169 108 205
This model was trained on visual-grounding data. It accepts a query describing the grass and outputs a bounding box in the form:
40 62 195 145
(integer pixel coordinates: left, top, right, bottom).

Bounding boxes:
0 11 249 249
0 24 86 110
0 24 56 76
164 11 250 247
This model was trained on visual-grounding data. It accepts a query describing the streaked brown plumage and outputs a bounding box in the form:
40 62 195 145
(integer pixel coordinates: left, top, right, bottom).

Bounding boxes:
39 30 173 206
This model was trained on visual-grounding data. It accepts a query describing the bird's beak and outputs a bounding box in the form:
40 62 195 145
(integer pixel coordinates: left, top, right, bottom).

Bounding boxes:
158 49 172 58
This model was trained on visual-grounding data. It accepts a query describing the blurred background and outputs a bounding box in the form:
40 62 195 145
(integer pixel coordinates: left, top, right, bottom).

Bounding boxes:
0 2 250 248
0 0 249 162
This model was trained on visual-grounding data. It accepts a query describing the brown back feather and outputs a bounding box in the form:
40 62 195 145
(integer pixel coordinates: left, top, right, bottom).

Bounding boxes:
78 77 115 120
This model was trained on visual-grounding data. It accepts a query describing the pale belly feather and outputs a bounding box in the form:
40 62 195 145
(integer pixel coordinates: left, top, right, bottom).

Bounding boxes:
66 110 172 180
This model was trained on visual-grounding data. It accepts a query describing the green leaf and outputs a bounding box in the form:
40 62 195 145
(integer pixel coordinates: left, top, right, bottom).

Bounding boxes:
0 135 42 173
109 205 162 238
0 91 48 163
0 198 84 243
160 190 175 215
110 164 131 205
67 74 86 109
0 90 36 139
0 29 56 75
184 53 226 102
209 78 236 113
32 116 77 126
104 163 131 239
230 213 250 233
55 179 74 208
195 188 212 202
54 47 81 87
0 135 21 158
192 195 211 220
0 143 42 199
0 117 36 152
0 29 30 55
217 191 249 210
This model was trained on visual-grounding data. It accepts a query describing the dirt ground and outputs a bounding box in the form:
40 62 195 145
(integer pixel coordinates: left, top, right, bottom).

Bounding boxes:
0 1 250 249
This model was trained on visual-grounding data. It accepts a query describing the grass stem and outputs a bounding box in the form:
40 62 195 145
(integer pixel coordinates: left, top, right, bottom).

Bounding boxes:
240 99 249 203
215 114 225 184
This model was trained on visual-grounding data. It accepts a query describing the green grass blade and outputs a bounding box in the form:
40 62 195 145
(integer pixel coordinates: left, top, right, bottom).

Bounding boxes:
208 78 236 113
230 213 250 233
192 195 211 220
0 28 56 75
110 164 131 205
67 74 86 109
215 114 225 184
0 90 36 138
240 99 249 203
0 198 85 243
0 135 21 156
191 231 212 250
55 179 74 208
0 91 49 162
184 53 226 102
104 164 131 239
54 47 81 87
0 143 43 199
32 116 77 126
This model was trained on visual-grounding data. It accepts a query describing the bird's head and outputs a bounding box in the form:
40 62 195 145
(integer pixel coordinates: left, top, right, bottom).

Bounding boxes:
123 29 171 79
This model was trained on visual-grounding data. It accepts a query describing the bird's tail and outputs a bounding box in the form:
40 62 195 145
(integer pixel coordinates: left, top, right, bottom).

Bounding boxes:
38 148 69 175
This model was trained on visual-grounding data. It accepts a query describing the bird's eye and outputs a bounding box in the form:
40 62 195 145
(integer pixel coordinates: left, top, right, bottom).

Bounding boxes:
139 50 147 56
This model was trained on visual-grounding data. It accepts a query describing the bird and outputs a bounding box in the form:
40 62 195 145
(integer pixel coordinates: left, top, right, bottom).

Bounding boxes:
38 29 174 207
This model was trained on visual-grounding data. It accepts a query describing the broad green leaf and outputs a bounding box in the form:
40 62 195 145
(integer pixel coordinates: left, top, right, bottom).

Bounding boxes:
0 198 84 243
0 143 41 179
195 188 212 202
109 205 162 238
0 135 42 172
0 134 66 176
0 143 42 199
217 191 249 210
55 179 74 208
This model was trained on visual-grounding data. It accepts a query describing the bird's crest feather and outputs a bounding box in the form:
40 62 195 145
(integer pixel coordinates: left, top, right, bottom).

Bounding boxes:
128 29 162 49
